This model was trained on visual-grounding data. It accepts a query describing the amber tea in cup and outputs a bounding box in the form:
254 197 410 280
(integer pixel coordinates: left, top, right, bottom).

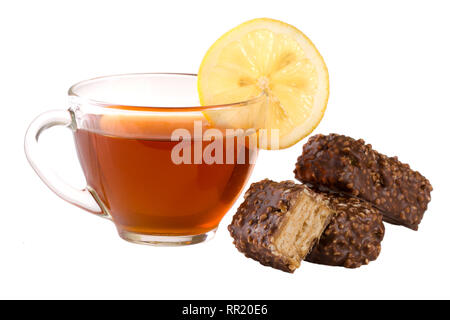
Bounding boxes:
25 73 261 245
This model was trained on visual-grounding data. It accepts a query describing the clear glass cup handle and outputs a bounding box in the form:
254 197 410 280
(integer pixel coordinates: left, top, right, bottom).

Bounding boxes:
24 110 108 218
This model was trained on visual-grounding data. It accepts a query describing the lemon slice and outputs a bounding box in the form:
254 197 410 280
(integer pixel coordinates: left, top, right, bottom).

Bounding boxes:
198 18 329 149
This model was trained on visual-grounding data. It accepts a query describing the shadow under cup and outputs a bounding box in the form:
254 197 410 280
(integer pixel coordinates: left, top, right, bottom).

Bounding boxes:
26 73 261 246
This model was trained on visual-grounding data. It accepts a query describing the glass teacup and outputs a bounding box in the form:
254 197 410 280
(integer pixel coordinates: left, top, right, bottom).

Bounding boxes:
25 73 262 245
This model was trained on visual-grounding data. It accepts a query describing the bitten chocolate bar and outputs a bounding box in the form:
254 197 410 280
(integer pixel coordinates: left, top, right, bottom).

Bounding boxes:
228 180 335 273
306 194 385 268
295 134 432 230
228 179 385 272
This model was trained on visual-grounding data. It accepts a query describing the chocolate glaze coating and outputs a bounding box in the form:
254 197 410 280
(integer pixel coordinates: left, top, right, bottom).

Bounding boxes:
295 134 433 230
306 194 385 268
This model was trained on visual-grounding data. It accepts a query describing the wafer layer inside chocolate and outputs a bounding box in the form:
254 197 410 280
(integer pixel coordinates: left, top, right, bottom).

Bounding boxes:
273 187 334 269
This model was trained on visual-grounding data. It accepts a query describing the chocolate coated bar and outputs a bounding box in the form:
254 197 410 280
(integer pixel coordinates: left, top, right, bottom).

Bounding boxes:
228 179 334 273
295 134 432 230
306 194 385 268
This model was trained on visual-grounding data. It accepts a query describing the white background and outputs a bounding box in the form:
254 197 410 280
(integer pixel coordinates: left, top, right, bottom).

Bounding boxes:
1 0 449 299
